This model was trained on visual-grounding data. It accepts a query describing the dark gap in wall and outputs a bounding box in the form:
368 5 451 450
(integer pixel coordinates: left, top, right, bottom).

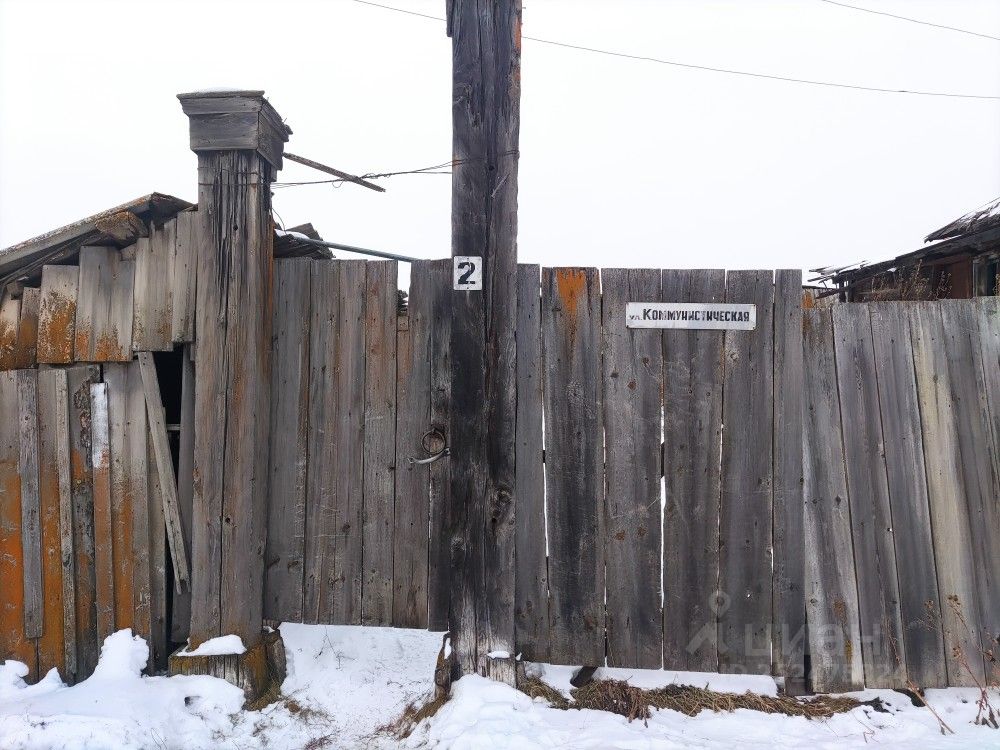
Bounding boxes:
152 348 184 662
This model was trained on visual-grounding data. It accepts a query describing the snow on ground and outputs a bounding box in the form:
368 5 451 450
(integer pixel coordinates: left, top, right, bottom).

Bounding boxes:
409 676 1000 749
1 625 998 750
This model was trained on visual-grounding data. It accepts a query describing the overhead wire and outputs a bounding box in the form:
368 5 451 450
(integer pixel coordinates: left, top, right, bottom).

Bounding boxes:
273 151 517 188
350 0 1000 100
815 0 1000 42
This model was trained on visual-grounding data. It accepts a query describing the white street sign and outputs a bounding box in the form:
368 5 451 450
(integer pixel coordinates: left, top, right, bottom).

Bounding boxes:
626 302 756 330
453 256 483 290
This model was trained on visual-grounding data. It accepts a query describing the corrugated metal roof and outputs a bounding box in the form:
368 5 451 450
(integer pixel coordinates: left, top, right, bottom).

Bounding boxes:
925 196 1000 243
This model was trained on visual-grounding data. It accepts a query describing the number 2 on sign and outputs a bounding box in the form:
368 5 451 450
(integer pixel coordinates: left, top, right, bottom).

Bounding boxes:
453 256 483 290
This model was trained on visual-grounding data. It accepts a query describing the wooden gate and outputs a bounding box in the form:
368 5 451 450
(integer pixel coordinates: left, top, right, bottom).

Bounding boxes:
261 259 998 690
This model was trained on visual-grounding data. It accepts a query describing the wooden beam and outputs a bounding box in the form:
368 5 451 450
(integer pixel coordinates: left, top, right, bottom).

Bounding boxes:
283 152 386 193
180 90 283 651
137 351 191 593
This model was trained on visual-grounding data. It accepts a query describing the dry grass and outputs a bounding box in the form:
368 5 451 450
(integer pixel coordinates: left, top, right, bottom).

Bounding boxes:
519 676 571 707
378 693 451 740
519 677 865 724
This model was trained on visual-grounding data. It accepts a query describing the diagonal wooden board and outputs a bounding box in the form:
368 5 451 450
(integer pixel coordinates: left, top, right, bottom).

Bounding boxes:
137 351 190 592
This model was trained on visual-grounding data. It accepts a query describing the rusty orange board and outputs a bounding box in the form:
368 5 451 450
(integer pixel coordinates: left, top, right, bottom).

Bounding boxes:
0 370 36 678
37 266 80 365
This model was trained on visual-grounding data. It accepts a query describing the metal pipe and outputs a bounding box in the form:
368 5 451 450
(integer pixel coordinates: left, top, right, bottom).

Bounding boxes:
293 236 421 263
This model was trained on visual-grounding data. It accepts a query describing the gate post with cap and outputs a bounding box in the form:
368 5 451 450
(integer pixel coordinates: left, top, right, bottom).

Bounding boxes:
175 90 289 667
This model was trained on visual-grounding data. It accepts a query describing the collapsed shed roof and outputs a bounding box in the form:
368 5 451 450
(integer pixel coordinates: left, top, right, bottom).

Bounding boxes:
811 197 1000 290
0 193 329 289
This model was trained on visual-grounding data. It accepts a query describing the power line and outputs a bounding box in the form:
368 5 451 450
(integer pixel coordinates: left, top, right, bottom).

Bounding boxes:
274 152 517 188
350 0 1000 100
816 0 1000 42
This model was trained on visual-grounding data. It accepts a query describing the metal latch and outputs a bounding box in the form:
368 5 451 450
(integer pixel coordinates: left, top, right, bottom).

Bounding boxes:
408 428 449 465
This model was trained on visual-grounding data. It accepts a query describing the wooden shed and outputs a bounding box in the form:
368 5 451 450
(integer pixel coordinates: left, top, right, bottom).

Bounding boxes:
0 169 333 682
812 197 1000 301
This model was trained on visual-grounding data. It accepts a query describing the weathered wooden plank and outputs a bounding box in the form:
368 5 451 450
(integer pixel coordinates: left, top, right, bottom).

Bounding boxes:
171 345 195 642
662 268 725 673
66 365 100 678
332 260 367 626
53 369 77 680
12 288 40 369
426 259 453 632
138 352 190 593
601 267 662 669
189 156 226 642
89 381 114 643
0 370 36 677
718 270 774 675
910 302 987 686
869 303 946 688
36 368 68 677
132 223 175 352
74 246 135 362
123 362 152 652
514 264 546 661
832 304 907 689
977 297 1000 487
303 260 337 625
939 301 1000 652
171 211 197 343
37 265 79 364
147 435 168 670
304 260 366 624
542 267 604 666
104 364 135 633
802 308 864 692
392 262 431 629
362 260 398 625
264 259 311 623
213 152 275 648
771 269 805 693
17 369 42 641
0 292 19 370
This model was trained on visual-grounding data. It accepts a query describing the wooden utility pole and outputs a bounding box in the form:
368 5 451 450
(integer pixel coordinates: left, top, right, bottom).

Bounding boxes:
446 0 521 684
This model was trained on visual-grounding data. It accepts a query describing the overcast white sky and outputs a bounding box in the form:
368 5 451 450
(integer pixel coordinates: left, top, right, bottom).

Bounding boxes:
1 0 998 282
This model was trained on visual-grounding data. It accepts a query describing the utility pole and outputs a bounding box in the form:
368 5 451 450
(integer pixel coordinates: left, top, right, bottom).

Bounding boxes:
446 0 521 685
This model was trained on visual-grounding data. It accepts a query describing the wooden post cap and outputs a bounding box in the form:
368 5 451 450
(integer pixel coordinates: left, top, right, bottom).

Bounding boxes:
177 90 291 170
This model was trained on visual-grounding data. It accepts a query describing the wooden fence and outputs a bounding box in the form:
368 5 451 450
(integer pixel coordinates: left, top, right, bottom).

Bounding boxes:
0 361 176 684
262 261 798 678
2 253 997 691
261 259 998 690
804 300 1000 691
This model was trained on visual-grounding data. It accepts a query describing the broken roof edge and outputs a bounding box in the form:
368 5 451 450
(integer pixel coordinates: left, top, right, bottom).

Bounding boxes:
814 222 1000 288
925 196 1000 243
0 193 193 272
